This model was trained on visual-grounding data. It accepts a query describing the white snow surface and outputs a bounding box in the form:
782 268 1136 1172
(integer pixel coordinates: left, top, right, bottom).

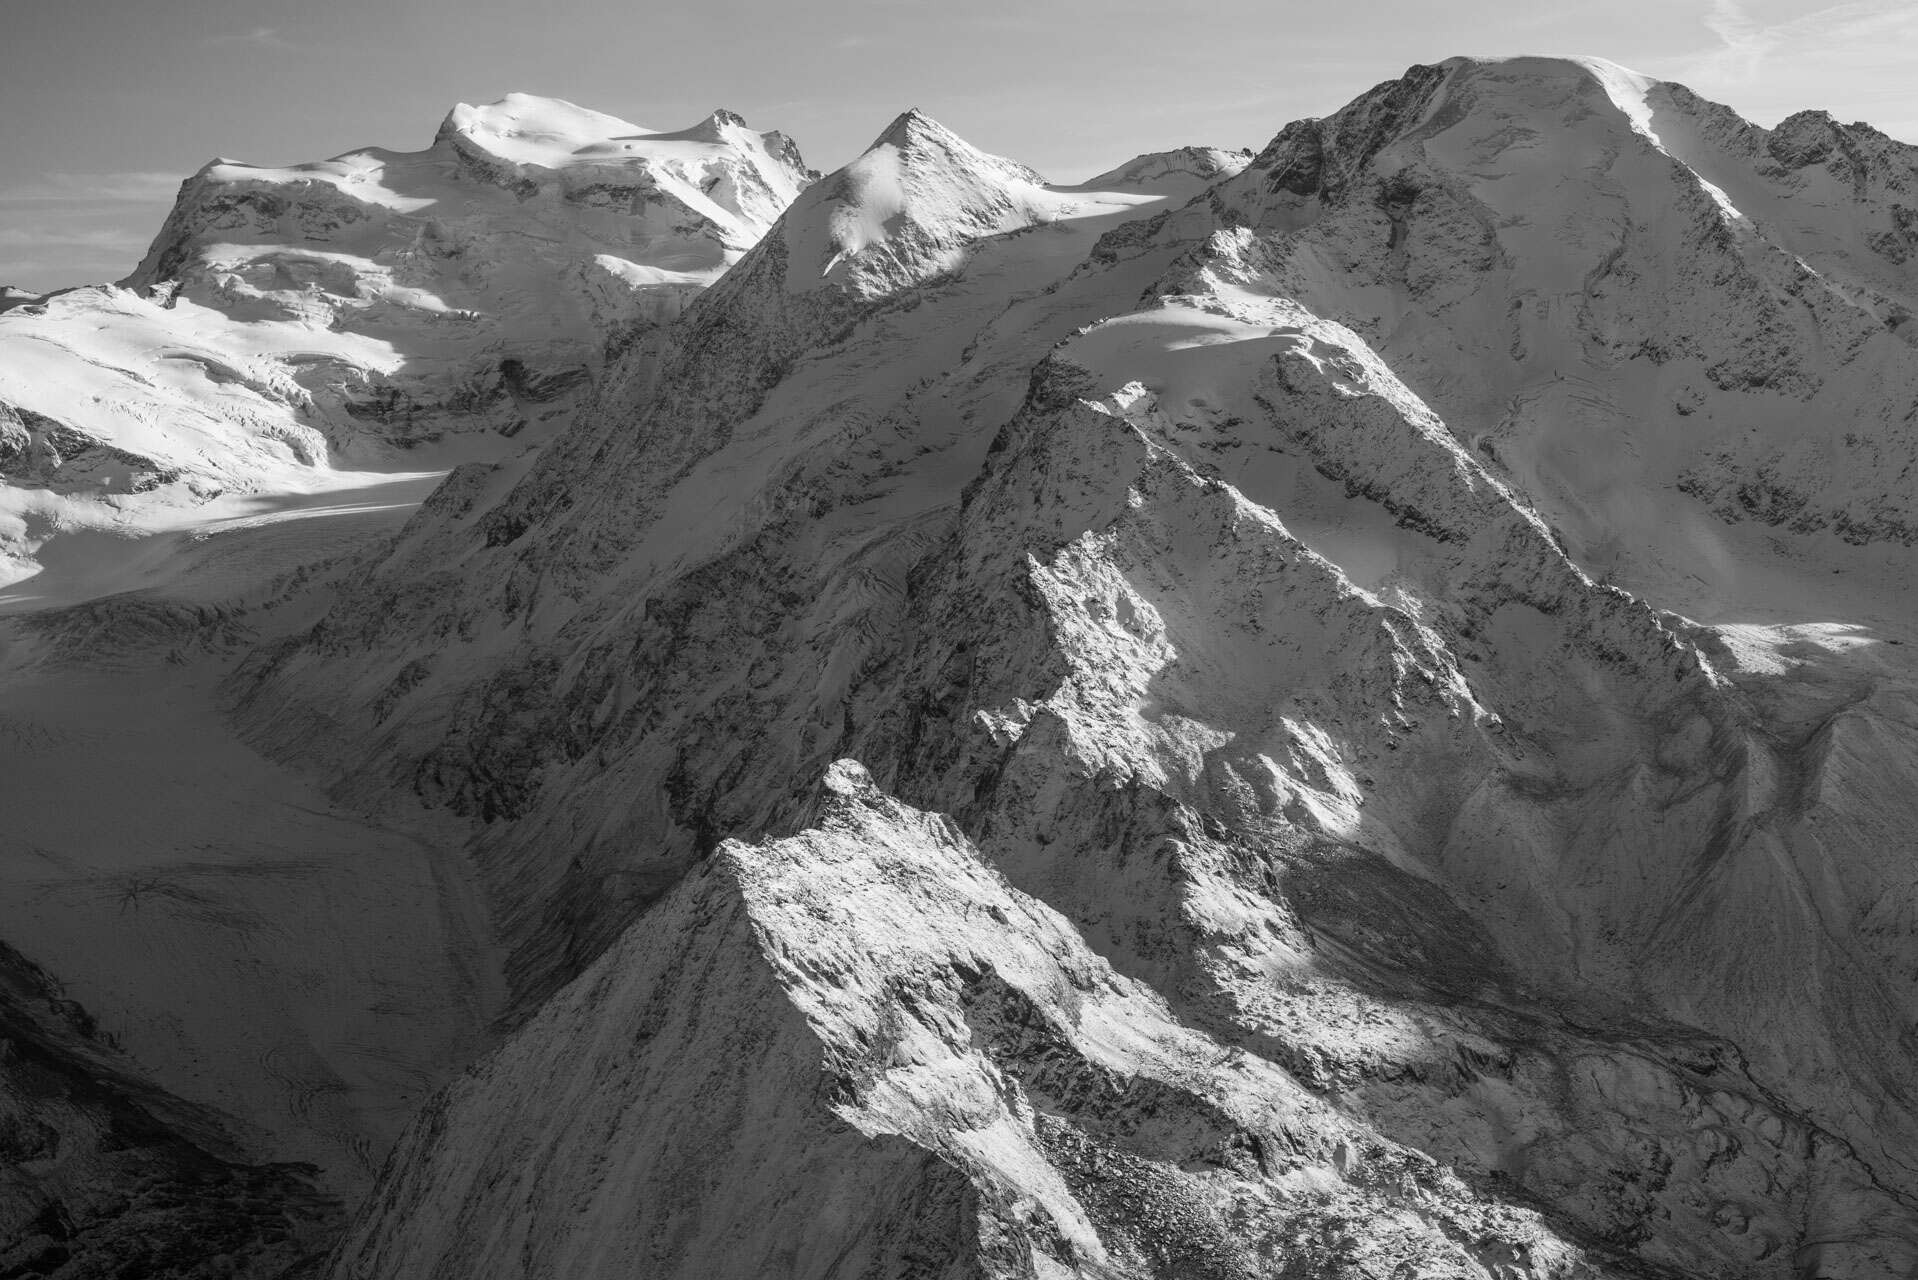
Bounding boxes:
0 93 813 597
781 110 1220 295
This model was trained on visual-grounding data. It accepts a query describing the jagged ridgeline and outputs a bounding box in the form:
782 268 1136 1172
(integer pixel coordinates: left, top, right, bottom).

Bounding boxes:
5 53 1918 1280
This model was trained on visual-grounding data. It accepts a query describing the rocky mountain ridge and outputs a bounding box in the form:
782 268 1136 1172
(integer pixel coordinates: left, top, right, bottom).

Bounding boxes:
208 55 1918 1280
6 53 1918 1280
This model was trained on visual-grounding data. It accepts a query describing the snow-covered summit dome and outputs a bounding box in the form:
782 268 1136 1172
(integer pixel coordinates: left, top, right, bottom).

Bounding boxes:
436 93 654 165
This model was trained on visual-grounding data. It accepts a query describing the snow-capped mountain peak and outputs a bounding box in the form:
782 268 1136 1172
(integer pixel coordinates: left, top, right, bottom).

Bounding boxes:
775 108 1048 293
17 51 1918 1280
653 107 753 145
865 105 1002 160
0 93 816 594
436 92 656 162
237 59 1918 1278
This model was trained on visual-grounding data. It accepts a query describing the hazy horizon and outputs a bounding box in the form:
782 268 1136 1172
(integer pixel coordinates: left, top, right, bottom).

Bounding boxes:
5 0 1914 292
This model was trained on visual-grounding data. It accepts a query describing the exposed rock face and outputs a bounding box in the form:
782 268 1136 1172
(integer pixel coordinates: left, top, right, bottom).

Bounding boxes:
234 124 1258 1000
1083 145 1253 190
12 53 1918 1280
331 761 1650 1279
198 58 1918 1280
0 401 181 493
0 939 338 1278
1190 55 1918 563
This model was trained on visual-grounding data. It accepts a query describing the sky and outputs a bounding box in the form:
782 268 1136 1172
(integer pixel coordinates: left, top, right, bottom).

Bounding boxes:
2 0 1914 292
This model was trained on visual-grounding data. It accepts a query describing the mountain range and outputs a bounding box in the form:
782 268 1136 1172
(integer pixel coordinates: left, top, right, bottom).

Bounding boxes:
3 53 1918 1279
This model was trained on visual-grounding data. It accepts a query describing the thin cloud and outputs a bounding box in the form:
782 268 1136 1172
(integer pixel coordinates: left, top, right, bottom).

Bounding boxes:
0 254 132 272
0 173 183 204
0 227 149 250
1682 0 1917 86
208 25 295 50
0 224 150 288
1697 0 1777 81
0 264 98 282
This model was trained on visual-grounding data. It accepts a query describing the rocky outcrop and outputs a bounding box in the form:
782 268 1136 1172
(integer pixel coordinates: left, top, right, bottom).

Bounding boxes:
329 762 1648 1280
0 400 184 493
1083 145 1253 190
0 939 338 1278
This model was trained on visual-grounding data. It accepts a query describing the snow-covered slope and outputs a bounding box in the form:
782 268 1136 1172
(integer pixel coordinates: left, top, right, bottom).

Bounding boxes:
13 55 1918 1280
1191 55 1918 595
331 761 1650 1279
202 68 1918 1278
234 118 1252 996
0 88 813 1272
0 94 812 595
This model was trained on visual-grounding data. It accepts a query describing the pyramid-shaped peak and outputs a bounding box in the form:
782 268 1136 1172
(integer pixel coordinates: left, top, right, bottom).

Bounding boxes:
856 109 1042 187
771 107 1048 295
869 108 957 151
